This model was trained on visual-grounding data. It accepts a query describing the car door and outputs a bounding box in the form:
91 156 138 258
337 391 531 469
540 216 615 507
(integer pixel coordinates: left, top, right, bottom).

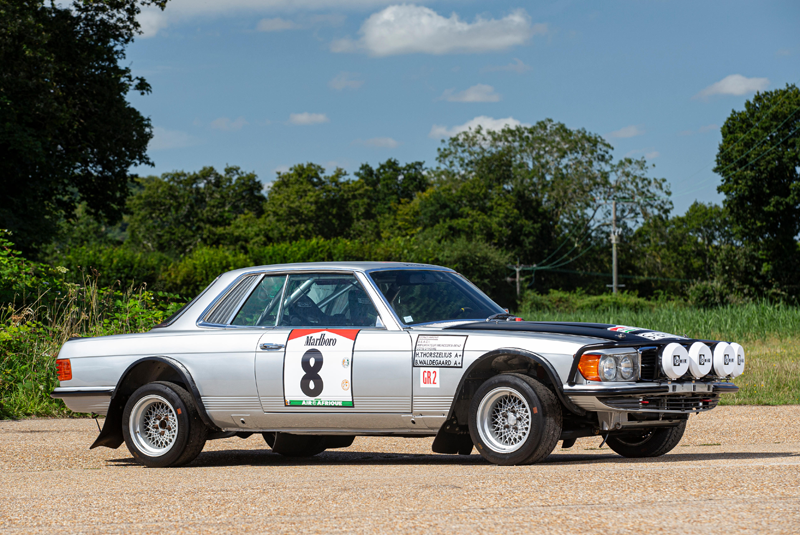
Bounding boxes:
254 271 413 431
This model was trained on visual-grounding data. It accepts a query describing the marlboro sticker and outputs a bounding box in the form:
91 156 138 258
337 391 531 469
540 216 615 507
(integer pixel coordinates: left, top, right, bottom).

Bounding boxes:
283 329 358 407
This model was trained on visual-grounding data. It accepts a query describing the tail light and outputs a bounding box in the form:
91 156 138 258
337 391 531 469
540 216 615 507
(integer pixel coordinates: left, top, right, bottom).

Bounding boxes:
56 359 72 381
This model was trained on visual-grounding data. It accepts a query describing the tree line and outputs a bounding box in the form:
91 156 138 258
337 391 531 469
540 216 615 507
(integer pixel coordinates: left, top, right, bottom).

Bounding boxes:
1 1 798 309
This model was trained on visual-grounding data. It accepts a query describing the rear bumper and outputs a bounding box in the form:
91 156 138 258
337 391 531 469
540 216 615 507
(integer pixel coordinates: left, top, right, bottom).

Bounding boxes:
51 388 113 415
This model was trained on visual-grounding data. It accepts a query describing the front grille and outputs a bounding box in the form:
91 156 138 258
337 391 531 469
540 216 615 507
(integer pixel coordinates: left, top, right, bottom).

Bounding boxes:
599 394 720 413
639 347 660 380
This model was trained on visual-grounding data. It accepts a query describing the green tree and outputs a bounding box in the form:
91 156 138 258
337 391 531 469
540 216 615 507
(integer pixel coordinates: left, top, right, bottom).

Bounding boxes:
715 84 800 296
627 202 731 295
259 163 357 242
127 166 265 257
0 0 167 254
415 122 671 269
352 159 429 239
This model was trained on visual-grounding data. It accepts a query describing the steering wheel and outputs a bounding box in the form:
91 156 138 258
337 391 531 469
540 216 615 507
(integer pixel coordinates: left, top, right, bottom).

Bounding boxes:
452 306 474 318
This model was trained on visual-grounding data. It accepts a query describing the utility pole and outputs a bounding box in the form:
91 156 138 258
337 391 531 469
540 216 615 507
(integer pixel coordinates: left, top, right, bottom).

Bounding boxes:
611 200 618 294
506 260 533 298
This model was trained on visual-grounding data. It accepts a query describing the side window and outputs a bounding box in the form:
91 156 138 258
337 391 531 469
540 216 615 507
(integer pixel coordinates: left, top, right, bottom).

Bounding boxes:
231 275 287 326
279 273 380 327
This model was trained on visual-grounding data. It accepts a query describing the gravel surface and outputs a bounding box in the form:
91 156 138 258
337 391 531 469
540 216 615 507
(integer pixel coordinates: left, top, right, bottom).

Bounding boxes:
1 406 799 534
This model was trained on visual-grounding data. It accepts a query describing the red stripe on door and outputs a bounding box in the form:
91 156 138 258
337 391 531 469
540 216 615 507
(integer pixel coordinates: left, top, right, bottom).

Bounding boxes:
288 329 360 341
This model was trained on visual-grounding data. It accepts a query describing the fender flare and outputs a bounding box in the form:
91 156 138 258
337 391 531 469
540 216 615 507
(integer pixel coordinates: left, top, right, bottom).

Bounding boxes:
90 356 219 449
444 348 584 423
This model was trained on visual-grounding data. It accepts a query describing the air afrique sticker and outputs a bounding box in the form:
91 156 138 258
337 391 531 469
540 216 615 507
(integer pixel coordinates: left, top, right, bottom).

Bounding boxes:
413 335 467 367
283 329 358 407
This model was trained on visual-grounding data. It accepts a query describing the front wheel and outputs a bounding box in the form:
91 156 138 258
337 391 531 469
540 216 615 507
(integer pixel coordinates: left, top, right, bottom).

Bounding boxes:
469 373 562 465
605 421 687 458
122 381 208 468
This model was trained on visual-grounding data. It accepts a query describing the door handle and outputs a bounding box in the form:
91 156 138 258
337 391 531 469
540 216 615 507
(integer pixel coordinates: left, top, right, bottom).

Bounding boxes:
260 343 285 351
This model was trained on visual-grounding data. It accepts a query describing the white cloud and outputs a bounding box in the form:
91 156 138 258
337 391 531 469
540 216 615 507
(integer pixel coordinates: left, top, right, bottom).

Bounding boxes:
625 148 659 160
329 72 364 90
694 74 769 99
607 125 645 139
429 116 526 138
137 0 395 38
354 137 399 148
698 124 718 133
149 126 198 150
331 5 545 56
481 58 531 74
289 112 330 125
210 116 248 131
442 84 501 103
257 17 299 31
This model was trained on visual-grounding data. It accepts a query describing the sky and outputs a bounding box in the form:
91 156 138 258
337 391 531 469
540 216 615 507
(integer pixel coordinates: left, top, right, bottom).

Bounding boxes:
127 0 800 215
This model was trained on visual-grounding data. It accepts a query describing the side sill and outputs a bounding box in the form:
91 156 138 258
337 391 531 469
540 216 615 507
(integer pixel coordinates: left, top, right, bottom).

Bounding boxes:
51 389 114 399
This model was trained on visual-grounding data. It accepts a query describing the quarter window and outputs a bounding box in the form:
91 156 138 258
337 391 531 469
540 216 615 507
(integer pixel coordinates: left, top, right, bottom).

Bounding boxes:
231 275 287 326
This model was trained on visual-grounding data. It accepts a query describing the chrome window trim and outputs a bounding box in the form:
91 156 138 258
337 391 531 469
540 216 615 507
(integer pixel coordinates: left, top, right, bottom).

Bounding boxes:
198 268 393 330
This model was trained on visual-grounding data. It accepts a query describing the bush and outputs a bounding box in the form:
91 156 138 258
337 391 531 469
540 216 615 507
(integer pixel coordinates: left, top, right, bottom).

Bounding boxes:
52 244 172 290
0 279 185 419
518 289 664 314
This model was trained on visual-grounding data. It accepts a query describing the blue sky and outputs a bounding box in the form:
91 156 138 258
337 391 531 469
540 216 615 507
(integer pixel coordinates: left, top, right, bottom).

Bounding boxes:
128 0 799 215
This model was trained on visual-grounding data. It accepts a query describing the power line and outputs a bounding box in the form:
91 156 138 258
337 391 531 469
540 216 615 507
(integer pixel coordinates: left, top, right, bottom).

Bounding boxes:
535 267 695 283
679 120 800 198
673 80 799 196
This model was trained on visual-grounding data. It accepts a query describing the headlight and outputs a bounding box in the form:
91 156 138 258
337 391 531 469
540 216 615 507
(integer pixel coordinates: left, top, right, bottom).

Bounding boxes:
600 355 617 381
577 350 639 382
729 342 745 377
618 355 635 380
713 342 735 377
688 342 712 379
661 342 690 380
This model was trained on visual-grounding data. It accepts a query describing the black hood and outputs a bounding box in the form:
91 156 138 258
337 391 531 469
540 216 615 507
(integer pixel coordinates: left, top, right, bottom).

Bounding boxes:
444 320 689 344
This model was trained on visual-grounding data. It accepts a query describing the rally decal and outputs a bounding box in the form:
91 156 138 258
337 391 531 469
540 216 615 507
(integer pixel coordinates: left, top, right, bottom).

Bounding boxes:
608 326 687 340
283 329 358 407
413 335 467 368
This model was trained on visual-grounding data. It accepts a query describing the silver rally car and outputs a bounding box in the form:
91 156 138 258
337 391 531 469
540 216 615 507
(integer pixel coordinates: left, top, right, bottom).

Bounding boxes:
52 262 745 467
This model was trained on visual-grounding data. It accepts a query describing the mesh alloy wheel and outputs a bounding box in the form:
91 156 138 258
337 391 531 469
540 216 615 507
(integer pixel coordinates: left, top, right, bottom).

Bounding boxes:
129 394 179 456
476 387 532 454
122 381 208 468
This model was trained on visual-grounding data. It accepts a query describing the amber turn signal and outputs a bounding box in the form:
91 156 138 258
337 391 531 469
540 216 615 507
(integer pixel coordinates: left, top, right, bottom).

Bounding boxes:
577 353 601 382
56 359 72 381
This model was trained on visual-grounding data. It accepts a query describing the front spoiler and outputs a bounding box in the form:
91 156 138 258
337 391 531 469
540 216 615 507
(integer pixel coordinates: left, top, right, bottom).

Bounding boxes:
564 382 738 397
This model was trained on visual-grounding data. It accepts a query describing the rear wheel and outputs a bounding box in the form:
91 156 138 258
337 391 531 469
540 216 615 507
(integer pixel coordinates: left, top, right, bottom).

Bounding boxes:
122 381 208 468
605 421 687 458
468 373 562 465
263 432 327 457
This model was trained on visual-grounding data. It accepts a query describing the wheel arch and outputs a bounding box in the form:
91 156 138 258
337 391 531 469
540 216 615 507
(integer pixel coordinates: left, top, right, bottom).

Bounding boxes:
90 356 219 449
432 348 584 453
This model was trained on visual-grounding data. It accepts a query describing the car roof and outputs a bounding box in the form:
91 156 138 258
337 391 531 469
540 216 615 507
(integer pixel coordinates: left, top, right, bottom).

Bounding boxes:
221 261 453 278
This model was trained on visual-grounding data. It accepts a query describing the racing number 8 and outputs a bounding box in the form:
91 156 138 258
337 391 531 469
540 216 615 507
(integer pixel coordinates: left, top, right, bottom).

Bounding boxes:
300 349 324 397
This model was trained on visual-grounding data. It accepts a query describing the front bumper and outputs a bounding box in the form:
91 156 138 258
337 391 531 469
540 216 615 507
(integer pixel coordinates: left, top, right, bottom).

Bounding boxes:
564 382 738 414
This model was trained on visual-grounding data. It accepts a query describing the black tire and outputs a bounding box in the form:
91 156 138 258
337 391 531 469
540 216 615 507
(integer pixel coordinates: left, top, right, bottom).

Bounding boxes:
263 432 327 457
605 420 687 458
122 381 208 468
468 373 562 466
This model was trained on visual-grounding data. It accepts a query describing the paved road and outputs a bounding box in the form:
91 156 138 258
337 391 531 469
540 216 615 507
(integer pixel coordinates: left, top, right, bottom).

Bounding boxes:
1 406 799 534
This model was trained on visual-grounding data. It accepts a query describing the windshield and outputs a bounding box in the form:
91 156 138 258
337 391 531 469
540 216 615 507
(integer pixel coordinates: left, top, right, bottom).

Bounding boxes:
368 269 504 325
